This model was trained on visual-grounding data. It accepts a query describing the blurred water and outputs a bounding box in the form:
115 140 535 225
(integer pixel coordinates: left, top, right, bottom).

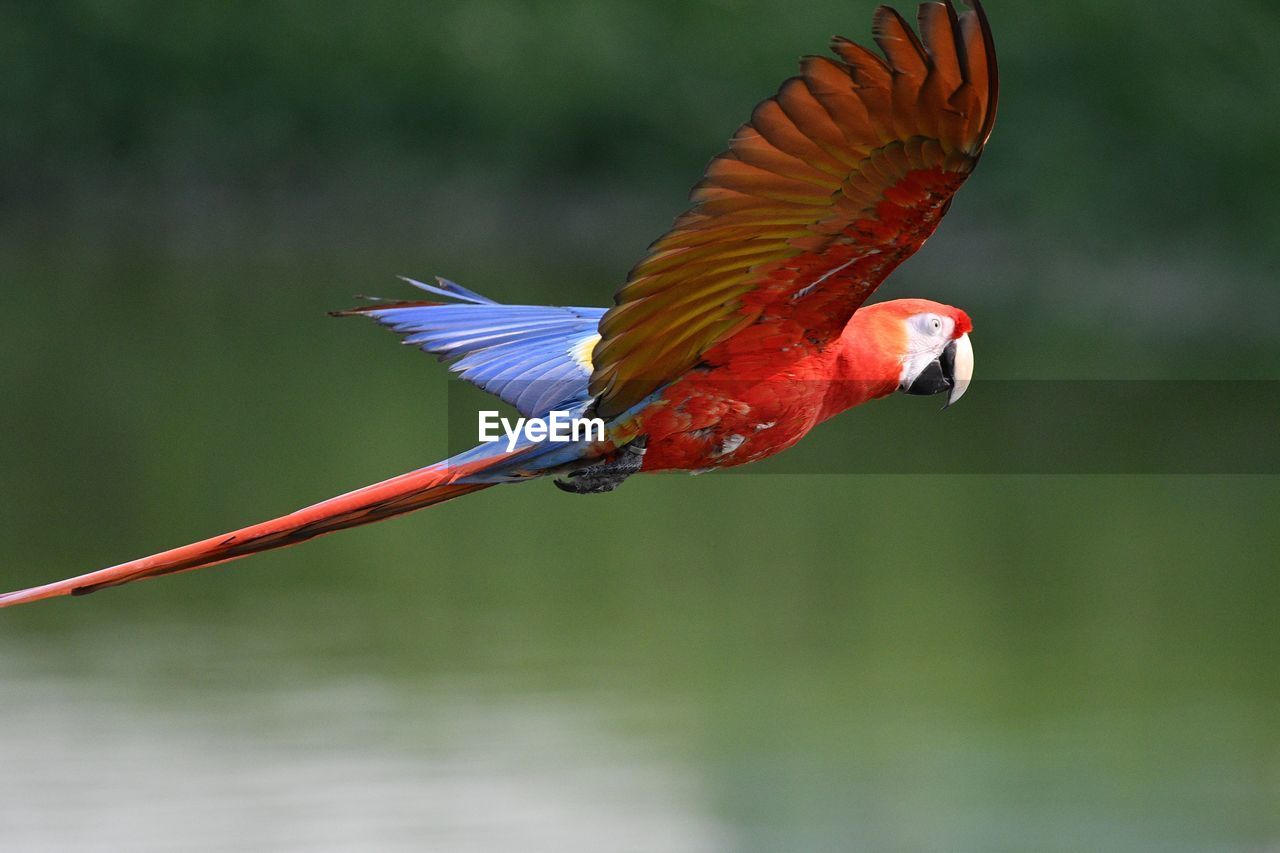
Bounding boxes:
0 651 724 852
1 550 1276 853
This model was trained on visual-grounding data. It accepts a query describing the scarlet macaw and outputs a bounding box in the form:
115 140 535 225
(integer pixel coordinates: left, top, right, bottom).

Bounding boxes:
1 0 997 607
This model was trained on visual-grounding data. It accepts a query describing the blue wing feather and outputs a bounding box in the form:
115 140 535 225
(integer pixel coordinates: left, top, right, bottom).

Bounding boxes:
400 276 497 305
347 278 605 416
521 360 586 417
486 348 574 411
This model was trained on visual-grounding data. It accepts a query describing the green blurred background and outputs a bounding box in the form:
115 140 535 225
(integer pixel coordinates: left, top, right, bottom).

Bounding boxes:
1 1 1278 849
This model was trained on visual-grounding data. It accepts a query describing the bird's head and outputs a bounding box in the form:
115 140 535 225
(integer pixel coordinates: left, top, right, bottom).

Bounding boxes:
851 299 974 408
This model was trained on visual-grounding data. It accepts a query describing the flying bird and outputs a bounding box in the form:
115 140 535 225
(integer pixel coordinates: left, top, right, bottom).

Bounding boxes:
1 0 998 607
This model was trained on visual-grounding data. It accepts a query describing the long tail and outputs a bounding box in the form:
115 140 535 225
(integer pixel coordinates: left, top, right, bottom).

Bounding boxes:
0 446 534 608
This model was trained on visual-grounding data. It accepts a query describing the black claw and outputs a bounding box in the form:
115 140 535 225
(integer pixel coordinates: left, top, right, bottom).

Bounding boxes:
553 435 648 495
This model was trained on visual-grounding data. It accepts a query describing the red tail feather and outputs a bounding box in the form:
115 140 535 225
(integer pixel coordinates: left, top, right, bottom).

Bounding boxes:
0 455 508 608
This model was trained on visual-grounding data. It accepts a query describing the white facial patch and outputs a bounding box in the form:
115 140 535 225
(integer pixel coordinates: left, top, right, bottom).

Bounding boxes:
898 313 957 389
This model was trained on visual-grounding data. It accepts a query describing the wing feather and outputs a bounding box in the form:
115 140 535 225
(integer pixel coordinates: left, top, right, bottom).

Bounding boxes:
588 1 998 418
340 281 606 417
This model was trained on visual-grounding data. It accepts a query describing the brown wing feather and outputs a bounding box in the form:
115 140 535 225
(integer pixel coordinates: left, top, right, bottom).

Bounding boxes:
589 0 998 419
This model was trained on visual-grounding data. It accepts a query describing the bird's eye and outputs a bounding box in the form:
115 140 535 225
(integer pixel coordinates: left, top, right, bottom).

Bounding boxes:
911 313 947 337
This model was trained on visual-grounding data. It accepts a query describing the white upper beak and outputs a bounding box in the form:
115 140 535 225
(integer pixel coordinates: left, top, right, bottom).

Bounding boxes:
947 332 974 407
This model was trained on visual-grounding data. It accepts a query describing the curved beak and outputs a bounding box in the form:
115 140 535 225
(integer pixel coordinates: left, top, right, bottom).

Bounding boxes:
903 333 974 408
946 332 974 408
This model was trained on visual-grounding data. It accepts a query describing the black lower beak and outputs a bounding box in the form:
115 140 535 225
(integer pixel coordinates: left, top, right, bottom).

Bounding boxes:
904 340 958 397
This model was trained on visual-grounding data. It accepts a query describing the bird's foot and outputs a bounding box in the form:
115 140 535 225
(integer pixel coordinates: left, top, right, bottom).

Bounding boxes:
554 436 648 495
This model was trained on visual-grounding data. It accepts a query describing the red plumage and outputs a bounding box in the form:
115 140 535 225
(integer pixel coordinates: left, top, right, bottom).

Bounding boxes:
637 300 974 472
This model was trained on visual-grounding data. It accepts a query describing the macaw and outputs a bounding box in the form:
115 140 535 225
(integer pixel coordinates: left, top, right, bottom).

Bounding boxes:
0 0 997 607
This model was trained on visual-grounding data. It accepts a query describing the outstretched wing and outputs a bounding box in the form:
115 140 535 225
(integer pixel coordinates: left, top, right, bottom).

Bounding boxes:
340 278 605 417
589 0 998 418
